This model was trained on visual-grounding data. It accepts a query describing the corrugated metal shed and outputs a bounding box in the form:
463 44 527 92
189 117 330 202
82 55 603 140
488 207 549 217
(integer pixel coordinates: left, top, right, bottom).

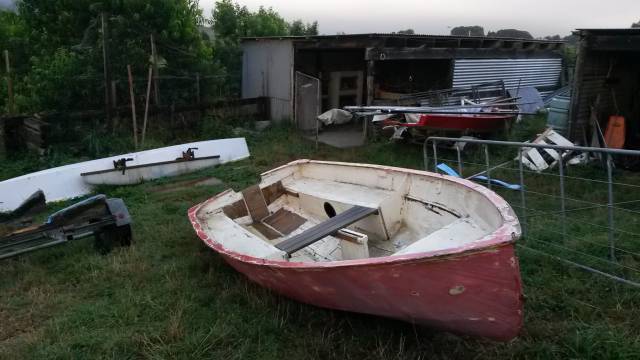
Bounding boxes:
452 59 562 95
242 33 565 45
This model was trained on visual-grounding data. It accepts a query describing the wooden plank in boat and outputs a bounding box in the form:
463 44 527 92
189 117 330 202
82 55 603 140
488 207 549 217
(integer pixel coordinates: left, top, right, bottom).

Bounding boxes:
252 222 281 240
222 199 248 219
241 185 270 221
261 181 285 205
276 205 378 255
263 208 306 235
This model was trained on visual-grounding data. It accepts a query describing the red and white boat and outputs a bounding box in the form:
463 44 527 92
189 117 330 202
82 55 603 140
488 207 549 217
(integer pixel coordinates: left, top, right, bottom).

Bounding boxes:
188 160 523 340
382 112 514 133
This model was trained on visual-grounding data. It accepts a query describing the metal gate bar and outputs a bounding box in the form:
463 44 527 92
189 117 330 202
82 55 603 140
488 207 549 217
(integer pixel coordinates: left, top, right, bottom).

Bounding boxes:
423 136 640 288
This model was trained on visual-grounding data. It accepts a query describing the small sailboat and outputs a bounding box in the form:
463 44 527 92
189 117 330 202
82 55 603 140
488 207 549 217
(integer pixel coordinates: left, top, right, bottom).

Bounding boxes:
81 148 220 185
189 160 523 340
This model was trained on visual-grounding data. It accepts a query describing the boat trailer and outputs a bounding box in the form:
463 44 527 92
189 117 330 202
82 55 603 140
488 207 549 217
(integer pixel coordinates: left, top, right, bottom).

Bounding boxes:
0 194 132 260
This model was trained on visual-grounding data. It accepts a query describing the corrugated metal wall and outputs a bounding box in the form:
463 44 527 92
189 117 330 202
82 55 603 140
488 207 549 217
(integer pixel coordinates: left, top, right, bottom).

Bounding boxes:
452 59 562 95
241 40 294 122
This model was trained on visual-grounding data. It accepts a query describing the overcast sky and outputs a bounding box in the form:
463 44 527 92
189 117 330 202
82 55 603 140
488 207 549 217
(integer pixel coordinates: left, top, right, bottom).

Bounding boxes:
200 0 640 37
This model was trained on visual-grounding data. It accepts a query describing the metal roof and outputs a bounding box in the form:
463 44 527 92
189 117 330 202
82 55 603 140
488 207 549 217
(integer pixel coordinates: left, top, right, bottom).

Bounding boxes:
241 33 565 44
574 28 640 35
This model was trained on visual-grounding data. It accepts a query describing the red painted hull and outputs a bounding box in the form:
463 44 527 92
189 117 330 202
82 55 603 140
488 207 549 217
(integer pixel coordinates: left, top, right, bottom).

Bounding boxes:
189 212 523 341
384 113 514 132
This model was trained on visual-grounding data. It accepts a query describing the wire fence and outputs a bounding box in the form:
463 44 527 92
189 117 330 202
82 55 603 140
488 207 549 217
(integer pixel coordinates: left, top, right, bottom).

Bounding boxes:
423 136 640 288
1 66 240 115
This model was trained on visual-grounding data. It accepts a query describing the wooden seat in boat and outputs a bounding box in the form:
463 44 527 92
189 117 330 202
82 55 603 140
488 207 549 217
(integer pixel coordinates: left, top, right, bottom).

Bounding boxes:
276 205 378 255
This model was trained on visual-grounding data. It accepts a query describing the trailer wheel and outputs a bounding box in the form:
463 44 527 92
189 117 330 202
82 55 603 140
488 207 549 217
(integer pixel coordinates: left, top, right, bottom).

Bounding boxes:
94 224 132 254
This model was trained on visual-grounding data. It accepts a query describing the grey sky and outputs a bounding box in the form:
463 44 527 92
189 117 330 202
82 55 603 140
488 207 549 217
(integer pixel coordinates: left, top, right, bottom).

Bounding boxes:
199 0 640 37
0 0 16 11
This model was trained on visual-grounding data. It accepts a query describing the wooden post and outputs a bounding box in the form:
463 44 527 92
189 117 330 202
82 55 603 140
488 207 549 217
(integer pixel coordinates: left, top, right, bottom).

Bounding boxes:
150 34 160 105
127 65 138 149
101 13 113 128
4 50 14 114
110 80 117 108
195 73 201 105
141 66 153 146
364 56 376 141
0 118 5 160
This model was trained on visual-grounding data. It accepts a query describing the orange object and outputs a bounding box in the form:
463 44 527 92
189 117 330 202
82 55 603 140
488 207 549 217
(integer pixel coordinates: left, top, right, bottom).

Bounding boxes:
604 115 626 149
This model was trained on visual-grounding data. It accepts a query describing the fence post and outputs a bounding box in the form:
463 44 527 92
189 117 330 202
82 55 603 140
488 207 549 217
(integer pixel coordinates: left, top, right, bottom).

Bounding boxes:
127 65 138 149
432 142 438 172
110 80 118 109
518 148 527 238
141 66 153 147
101 13 113 127
4 50 14 114
195 73 200 105
150 34 160 105
558 155 566 242
456 145 463 177
606 154 615 260
484 144 492 190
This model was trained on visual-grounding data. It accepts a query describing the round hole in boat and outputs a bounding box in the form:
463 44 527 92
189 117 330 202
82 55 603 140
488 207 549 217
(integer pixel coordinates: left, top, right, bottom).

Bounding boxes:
324 202 336 218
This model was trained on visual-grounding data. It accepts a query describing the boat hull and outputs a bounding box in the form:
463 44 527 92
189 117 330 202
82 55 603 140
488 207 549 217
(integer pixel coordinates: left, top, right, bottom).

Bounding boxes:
81 157 220 185
192 217 522 340
222 244 521 340
384 113 513 133
0 138 249 212
188 160 523 340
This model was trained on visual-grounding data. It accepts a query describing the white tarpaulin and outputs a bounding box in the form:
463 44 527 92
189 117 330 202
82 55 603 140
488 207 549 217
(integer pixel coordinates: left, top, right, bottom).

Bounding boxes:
317 109 353 126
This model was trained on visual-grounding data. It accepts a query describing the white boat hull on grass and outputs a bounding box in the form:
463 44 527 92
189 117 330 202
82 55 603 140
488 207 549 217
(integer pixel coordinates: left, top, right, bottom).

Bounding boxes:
0 138 250 212
81 156 221 185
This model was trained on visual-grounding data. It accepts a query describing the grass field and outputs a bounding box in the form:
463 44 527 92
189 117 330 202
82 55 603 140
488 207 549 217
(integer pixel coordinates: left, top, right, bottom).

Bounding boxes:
1 120 639 359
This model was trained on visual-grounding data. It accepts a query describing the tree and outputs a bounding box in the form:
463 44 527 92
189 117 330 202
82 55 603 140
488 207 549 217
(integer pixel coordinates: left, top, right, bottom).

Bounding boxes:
563 34 578 45
12 0 213 112
289 20 318 36
451 26 485 37
632 20 640 28
487 29 533 40
396 29 415 35
210 0 319 79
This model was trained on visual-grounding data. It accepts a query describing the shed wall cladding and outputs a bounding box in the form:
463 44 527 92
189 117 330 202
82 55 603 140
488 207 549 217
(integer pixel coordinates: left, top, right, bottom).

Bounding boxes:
452 58 562 95
569 52 611 141
242 40 294 121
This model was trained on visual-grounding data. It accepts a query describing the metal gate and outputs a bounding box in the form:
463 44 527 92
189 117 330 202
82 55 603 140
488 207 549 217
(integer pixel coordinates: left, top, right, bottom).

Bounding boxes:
424 136 640 288
294 72 321 132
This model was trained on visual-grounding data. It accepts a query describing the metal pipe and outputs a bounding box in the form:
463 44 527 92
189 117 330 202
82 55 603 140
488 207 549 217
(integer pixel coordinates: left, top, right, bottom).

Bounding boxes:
484 145 491 190
518 148 527 238
432 142 438 172
558 155 566 242
426 137 640 156
422 139 429 170
606 155 615 261
456 145 463 177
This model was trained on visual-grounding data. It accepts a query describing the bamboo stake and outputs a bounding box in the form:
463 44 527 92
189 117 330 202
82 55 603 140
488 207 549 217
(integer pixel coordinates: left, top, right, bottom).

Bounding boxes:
127 65 138 149
150 34 160 105
141 66 152 146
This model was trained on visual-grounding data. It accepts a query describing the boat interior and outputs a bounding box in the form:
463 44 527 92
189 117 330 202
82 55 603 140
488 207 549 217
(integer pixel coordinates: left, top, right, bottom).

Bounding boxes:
194 161 513 263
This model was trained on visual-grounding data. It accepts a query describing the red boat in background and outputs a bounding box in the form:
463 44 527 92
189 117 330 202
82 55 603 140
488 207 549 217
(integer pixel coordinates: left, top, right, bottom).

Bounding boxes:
382 112 515 133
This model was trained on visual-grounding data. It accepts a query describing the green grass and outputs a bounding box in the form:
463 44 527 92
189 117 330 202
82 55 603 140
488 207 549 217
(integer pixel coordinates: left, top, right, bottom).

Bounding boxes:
1 121 639 359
